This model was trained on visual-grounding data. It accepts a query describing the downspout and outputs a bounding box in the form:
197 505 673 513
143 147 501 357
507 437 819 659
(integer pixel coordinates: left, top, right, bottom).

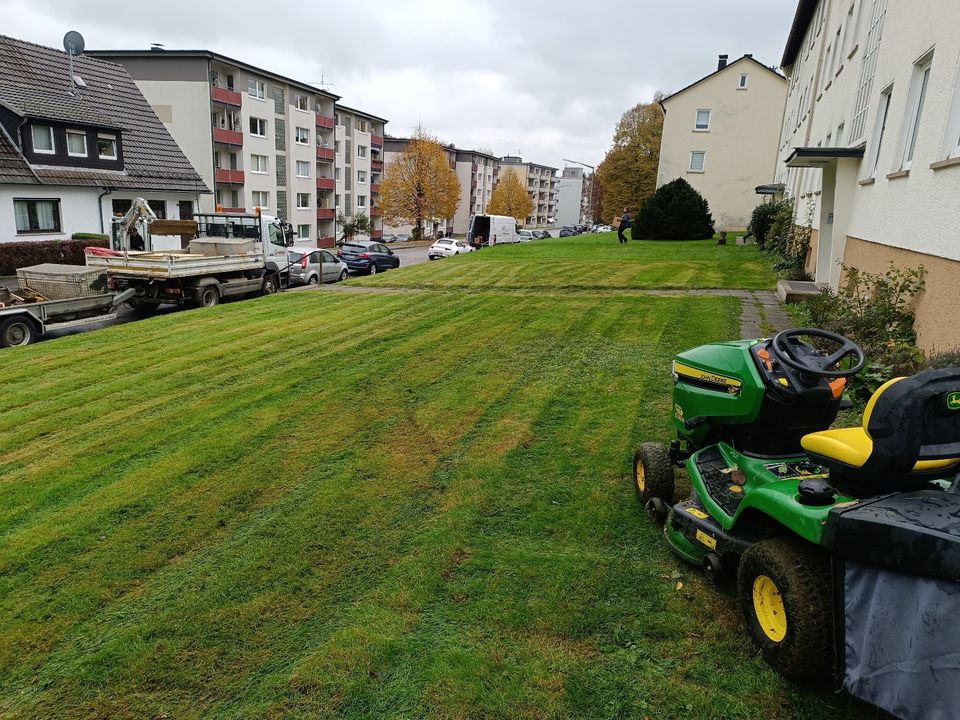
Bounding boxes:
97 187 113 233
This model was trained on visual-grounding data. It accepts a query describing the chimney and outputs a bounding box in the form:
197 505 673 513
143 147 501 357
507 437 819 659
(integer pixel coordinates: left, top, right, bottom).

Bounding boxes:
718 54 729 71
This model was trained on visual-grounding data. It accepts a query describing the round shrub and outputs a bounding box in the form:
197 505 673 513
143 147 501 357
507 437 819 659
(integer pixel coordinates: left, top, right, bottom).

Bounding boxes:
633 178 714 240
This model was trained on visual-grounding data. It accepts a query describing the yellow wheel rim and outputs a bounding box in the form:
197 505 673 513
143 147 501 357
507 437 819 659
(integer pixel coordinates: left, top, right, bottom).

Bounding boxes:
636 459 646 492
753 575 787 642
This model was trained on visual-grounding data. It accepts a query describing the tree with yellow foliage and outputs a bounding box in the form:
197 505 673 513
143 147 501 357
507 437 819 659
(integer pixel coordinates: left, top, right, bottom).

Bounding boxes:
380 128 460 239
487 168 532 223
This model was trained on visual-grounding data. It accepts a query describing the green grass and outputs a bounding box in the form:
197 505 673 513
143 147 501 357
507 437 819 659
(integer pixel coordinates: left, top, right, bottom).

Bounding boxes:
0 239 873 719
353 233 776 291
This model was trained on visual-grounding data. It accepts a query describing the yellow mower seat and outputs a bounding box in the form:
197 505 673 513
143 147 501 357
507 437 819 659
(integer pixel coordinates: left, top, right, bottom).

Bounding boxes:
802 377 960 474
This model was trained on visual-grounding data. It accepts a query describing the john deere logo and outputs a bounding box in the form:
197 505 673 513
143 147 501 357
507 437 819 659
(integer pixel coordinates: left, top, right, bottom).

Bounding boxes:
947 392 960 411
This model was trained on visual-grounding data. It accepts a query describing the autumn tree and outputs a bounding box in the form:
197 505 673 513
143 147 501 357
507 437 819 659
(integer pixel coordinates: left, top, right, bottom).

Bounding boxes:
380 128 460 239
487 168 533 223
596 97 664 223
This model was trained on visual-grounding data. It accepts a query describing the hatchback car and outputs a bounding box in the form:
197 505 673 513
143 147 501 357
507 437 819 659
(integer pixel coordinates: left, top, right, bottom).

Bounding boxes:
288 248 349 285
518 230 536 242
559 226 577 237
336 240 400 275
428 238 474 260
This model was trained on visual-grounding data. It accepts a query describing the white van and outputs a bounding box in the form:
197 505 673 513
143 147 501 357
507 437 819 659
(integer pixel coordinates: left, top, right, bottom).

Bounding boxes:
468 214 519 247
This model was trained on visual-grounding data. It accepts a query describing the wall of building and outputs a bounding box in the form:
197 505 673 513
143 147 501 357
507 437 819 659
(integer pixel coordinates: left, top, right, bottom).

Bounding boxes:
659 58 787 230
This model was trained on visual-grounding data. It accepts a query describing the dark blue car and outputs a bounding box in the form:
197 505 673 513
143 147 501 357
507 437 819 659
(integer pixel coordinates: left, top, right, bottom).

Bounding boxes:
336 240 400 275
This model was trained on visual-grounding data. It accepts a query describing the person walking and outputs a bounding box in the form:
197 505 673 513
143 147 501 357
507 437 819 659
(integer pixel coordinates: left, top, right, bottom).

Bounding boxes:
617 208 632 244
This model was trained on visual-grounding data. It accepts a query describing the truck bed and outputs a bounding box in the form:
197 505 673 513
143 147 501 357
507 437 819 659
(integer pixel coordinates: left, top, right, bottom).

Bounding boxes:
0 293 119 323
86 251 264 279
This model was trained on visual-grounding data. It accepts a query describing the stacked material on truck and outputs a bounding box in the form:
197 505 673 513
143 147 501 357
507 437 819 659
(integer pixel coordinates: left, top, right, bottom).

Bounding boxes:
16 264 107 300
188 237 257 257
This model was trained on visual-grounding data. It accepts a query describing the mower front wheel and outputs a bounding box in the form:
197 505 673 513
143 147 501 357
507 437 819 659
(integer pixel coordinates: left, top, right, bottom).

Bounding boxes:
737 538 833 680
633 442 675 516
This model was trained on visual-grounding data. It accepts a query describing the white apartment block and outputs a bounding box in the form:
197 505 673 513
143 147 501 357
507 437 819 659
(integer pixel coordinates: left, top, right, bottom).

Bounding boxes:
498 156 558 227
89 49 385 247
777 0 960 351
454 149 499 234
657 54 787 230
555 166 590 227
334 106 387 241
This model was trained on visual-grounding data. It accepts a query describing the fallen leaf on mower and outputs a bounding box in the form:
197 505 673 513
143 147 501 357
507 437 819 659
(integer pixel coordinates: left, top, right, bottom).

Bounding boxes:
675 581 684 590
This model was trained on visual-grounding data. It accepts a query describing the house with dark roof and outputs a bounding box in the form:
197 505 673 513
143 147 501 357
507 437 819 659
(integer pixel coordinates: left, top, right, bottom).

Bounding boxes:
0 34 207 243
656 54 787 230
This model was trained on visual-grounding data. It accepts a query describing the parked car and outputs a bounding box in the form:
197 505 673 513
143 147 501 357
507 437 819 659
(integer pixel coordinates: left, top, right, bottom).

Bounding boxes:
288 248 348 285
597 224 612 233
381 233 398 244
559 226 577 237
394 233 411 244
518 230 535 242
428 238 475 260
534 230 552 239
336 240 400 275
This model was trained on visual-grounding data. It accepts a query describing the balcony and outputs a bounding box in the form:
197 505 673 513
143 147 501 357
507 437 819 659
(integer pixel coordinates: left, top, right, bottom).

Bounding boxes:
371 134 384 147
369 207 382 217
371 160 383 171
316 146 335 161
316 114 335 130
316 178 335 191
212 127 243 146
370 182 381 193
372 229 383 239
211 86 242 107
214 168 245 184
316 208 336 220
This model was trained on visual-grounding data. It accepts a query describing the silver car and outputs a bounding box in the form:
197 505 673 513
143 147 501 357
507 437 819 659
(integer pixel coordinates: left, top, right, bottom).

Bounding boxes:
287 248 349 285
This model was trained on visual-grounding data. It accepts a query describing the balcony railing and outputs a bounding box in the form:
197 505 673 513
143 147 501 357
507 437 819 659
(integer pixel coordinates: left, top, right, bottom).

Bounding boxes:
211 86 242 107
212 127 243 146
370 182 381 193
371 134 384 147
316 114 335 130
316 178 335 191
316 208 336 220
316 147 335 161
214 168 245 184
371 160 383 171
369 207 382 217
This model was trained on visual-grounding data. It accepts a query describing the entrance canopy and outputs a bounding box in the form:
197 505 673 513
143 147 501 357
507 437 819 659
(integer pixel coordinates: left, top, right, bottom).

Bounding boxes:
785 147 864 168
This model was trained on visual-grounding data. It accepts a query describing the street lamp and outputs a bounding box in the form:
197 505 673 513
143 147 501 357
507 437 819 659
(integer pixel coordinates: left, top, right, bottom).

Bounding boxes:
563 159 595 225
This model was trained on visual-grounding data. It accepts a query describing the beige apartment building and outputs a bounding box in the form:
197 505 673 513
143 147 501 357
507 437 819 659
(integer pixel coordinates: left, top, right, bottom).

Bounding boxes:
777 0 960 351
499 156 557 227
454 149 500 233
89 49 385 247
657 54 787 230
382 137 458 238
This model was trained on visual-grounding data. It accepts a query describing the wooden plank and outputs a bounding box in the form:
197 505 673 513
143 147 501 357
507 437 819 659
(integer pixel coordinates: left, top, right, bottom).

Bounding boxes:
150 220 198 237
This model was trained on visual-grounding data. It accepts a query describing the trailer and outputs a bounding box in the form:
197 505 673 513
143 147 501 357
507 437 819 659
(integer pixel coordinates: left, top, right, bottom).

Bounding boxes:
0 288 134 348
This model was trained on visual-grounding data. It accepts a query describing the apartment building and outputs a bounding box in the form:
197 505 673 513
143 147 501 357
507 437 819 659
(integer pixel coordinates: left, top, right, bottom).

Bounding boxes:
334 106 387 240
382 136 458 238
555 166 590 226
777 0 960 351
454 149 499 234
89 49 385 247
657 54 787 230
498 156 557 227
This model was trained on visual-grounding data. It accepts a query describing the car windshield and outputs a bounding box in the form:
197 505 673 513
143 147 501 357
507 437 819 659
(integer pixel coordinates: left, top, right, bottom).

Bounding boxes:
342 244 367 253
438 240 453 245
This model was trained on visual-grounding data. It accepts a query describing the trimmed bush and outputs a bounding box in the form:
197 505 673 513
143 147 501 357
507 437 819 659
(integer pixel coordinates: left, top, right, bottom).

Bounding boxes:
71 232 109 241
749 199 790 249
633 178 714 240
0 238 109 276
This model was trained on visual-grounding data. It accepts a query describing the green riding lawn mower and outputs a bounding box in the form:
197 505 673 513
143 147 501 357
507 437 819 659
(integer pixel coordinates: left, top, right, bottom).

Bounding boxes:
634 328 960 720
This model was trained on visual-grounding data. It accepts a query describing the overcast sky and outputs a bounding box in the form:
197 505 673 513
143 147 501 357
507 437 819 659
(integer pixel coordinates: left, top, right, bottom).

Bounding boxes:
3 0 796 171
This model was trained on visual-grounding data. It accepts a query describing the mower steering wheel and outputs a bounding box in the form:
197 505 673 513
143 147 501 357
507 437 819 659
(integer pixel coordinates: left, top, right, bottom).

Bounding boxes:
770 328 866 379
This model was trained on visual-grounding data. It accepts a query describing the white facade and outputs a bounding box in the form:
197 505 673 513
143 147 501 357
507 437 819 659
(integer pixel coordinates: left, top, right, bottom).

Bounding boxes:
658 55 788 230
778 0 960 351
555 167 588 226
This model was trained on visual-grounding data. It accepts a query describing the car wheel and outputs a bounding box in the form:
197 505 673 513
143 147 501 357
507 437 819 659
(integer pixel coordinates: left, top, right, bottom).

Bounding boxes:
339 269 348 282
261 273 279 295
368 264 378 275
307 275 319 285
198 286 220 307
0 316 35 348
737 538 833 679
454 251 460 255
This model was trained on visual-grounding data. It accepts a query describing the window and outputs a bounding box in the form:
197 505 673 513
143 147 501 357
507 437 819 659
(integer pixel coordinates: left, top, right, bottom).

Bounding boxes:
335 140 341 155
296 160 310 178
869 86 893 177
249 117 267 137
295 93 309 111
252 191 269 209
837 122 845 146
295 127 310 145
899 54 933 170
689 151 706 172
357 145 367 159
851 0 888 141
248 79 266 99
357 195 367 208
738 73 749 89
250 154 269 173
297 224 311 239
31 125 55 154
97 133 118 160
357 170 367 183
335 167 341 181
66 130 87 157
296 192 311 209
14 198 61 234
357 119 368 133
695 109 711 131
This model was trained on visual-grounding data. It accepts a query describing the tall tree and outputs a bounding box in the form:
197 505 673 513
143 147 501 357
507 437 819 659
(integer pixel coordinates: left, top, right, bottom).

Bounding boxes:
596 97 664 223
487 168 533 223
380 128 460 239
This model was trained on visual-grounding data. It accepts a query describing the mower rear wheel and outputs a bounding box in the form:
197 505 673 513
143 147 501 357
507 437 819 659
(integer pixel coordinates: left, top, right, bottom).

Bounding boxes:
633 442 675 512
737 538 833 679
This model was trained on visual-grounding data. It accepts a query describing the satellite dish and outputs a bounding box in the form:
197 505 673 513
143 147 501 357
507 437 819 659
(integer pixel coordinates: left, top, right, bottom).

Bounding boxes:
63 31 85 56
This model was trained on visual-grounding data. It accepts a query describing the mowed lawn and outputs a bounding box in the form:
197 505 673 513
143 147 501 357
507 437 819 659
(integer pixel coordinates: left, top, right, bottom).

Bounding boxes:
0 246 871 718
354 233 776 291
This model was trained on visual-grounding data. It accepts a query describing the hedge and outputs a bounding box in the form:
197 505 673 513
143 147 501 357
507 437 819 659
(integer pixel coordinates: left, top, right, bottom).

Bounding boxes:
0 238 109 276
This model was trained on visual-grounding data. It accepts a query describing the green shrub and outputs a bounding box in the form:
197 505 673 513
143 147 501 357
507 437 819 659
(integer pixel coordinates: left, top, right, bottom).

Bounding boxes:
922 348 960 370
71 232 109 240
749 199 789 249
0 238 109 276
761 198 811 281
633 178 714 240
